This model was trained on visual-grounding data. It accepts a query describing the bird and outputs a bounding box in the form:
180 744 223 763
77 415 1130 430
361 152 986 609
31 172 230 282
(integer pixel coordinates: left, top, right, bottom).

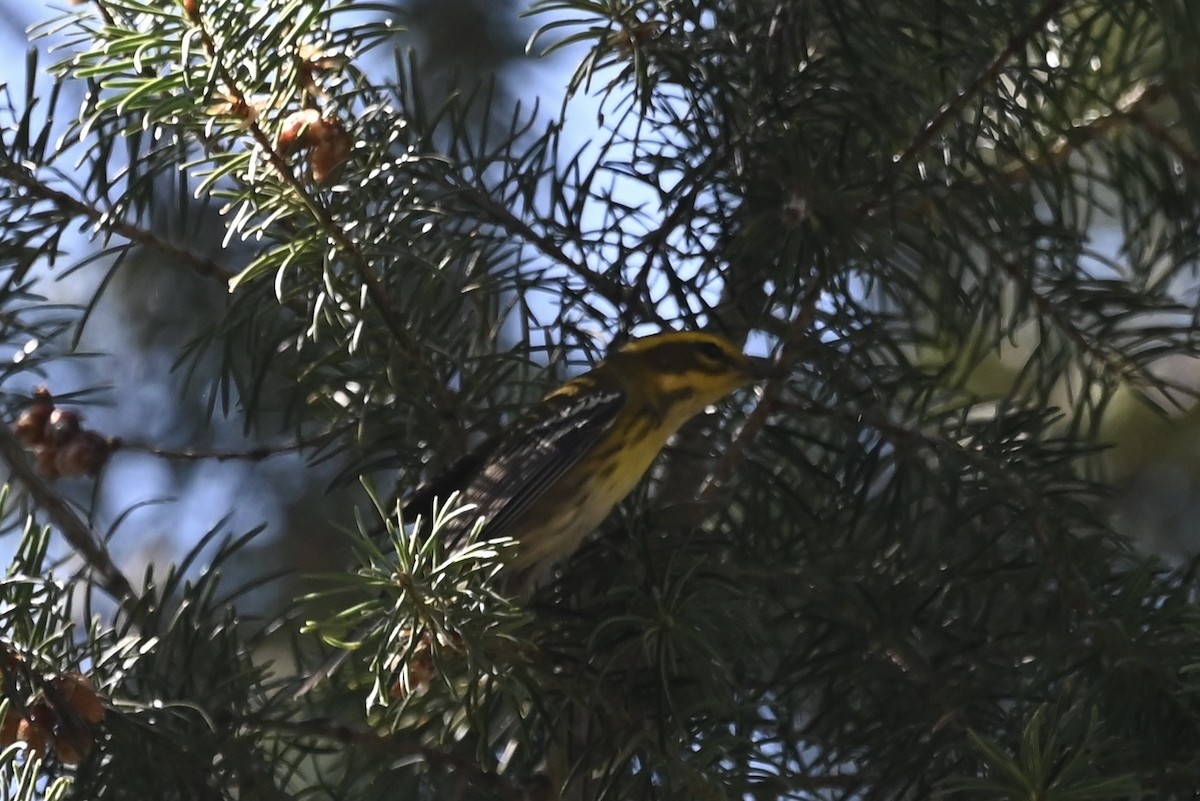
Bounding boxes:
296 331 766 696
400 330 769 591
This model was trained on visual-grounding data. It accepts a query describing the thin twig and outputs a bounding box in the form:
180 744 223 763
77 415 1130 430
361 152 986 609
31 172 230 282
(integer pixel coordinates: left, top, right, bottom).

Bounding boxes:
970 81 1179 407
0 423 136 603
1122 91 1200 175
867 0 1073 210
698 286 819 500
999 81 1165 183
247 716 526 799
459 188 638 317
183 11 464 439
115 428 339 462
702 0 1074 498
0 161 235 284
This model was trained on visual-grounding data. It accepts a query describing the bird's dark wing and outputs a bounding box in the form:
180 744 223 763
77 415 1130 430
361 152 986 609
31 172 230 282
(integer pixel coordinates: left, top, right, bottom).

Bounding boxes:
400 444 495 523
436 385 626 549
300 386 623 699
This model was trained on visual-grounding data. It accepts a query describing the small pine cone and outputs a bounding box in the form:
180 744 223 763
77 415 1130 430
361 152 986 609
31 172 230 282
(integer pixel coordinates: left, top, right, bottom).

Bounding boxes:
277 110 350 183
310 124 350 185
17 703 54 758
0 707 19 747
50 672 105 725
52 721 94 765
14 403 52 447
44 409 82 447
277 108 321 155
53 431 112 478
36 447 59 479
407 645 436 691
390 634 437 700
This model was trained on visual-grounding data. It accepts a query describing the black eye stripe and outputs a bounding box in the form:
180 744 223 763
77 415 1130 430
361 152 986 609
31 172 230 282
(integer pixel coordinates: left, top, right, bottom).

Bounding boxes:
641 340 739 374
652 348 734 374
656 361 726 376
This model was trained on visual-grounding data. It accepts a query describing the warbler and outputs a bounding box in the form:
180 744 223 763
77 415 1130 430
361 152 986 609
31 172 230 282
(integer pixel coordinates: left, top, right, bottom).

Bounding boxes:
403 330 768 590
297 332 765 696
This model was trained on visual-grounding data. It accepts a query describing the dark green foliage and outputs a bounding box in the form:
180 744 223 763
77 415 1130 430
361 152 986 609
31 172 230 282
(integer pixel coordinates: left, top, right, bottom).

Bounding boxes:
2 0 1200 799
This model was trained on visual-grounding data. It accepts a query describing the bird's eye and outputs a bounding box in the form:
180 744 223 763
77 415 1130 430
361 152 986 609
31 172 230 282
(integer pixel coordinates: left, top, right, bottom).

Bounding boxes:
696 341 726 363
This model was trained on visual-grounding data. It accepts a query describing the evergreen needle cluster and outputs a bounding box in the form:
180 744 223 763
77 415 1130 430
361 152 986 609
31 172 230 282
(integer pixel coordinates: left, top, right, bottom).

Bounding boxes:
1 0 1200 800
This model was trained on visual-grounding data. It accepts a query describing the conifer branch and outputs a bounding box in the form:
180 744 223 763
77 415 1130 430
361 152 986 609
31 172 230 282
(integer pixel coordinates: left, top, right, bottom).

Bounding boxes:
704 0 1078 499
114 427 339 462
0 422 136 603
247 717 526 800
171 3 465 431
997 81 1166 183
3 0 1196 796
0 160 235 284
1123 94 1200 175
458 189 641 318
871 0 1073 205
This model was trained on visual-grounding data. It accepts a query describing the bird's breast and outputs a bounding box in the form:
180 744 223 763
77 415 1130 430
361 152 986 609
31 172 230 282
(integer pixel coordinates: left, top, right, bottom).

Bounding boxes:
505 415 673 573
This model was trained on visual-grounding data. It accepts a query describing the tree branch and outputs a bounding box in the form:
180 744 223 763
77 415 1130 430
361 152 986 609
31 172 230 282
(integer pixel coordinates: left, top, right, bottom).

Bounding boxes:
869 0 1073 207
0 160 235 285
997 80 1166 184
703 0 1075 499
115 427 341 462
247 716 527 800
0 423 136 604
181 8 465 437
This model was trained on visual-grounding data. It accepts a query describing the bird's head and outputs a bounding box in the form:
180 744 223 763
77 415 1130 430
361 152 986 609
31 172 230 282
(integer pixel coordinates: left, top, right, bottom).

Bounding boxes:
606 331 771 425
